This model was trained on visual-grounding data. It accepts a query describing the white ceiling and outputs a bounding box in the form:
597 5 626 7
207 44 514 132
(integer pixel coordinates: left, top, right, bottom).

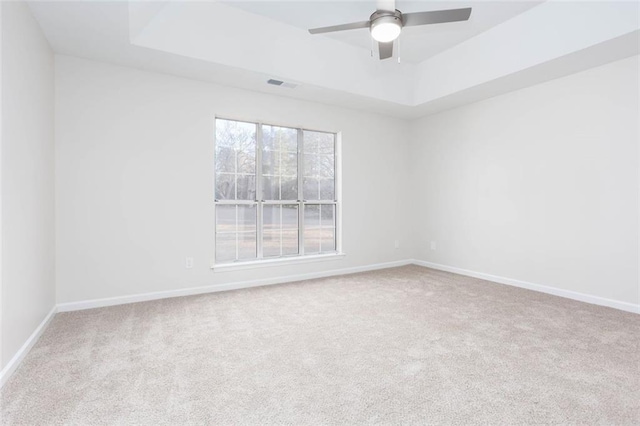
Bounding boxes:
223 1 542 64
26 1 640 118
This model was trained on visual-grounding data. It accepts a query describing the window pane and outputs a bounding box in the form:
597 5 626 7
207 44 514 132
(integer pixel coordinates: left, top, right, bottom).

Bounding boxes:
262 151 279 176
304 204 321 254
303 177 320 201
282 228 298 256
282 153 298 176
304 204 320 228
303 131 318 152
318 154 334 178
263 204 298 257
215 146 235 173
263 204 280 229
304 155 335 199
320 179 335 201
304 227 321 254
321 229 336 252
304 130 334 154
262 176 278 200
281 177 298 201
262 126 298 201
216 119 256 147
304 227 336 254
304 154 319 177
282 204 299 229
237 205 257 233
237 149 255 174
215 119 256 201
282 204 299 256
263 125 297 152
304 204 335 254
263 204 281 258
321 204 336 253
215 174 235 200
215 119 237 146
237 175 256 200
302 140 334 201
321 205 335 227
263 230 280 257
215 204 257 263
216 205 237 233
238 232 257 260
215 233 236 263
318 137 335 155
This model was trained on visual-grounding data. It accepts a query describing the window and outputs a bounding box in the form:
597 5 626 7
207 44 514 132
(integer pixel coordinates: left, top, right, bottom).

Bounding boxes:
214 118 340 265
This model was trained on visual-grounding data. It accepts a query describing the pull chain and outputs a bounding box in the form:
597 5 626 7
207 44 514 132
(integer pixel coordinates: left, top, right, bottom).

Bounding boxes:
397 35 401 64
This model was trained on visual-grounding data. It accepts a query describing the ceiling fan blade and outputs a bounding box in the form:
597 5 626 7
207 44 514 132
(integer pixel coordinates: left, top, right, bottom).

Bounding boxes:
308 21 370 35
379 41 393 60
402 7 472 27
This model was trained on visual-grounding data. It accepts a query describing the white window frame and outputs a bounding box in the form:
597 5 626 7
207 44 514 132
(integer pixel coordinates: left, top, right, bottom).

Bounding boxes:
212 116 343 271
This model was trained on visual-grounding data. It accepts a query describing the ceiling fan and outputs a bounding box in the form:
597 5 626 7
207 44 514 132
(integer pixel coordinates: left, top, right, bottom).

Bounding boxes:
308 1 472 60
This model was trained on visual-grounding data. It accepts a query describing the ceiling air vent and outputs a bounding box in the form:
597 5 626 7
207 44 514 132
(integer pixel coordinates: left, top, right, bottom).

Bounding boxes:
267 79 298 89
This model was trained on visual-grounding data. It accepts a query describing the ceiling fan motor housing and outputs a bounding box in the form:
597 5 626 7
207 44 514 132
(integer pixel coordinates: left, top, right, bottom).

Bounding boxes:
370 9 403 29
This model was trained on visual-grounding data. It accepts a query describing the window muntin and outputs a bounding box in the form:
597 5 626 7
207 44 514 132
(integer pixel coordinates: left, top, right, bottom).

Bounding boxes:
214 118 338 264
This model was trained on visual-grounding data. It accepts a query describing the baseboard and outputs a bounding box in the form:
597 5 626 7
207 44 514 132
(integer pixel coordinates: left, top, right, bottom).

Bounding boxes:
57 258 640 314
0 306 57 389
412 259 640 314
57 259 414 312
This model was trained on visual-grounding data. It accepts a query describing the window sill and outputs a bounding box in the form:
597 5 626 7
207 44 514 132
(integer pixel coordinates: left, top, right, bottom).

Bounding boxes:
212 253 346 272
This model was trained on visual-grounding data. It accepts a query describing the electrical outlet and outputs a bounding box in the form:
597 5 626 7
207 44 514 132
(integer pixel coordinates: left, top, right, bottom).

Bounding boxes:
185 257 194 269
430 241 437 251
394 240 400 249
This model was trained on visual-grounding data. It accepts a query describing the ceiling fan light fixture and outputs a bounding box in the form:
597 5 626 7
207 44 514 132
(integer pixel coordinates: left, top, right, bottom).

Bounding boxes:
370 15 402 43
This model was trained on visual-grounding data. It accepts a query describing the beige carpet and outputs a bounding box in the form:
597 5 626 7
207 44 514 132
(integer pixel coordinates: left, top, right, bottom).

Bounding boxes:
1 265 639 425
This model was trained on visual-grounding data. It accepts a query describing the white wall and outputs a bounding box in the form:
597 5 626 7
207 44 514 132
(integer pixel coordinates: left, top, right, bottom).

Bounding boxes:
410 55 639 307
54 55 413 304
1 1 55 368
54 53 639 311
